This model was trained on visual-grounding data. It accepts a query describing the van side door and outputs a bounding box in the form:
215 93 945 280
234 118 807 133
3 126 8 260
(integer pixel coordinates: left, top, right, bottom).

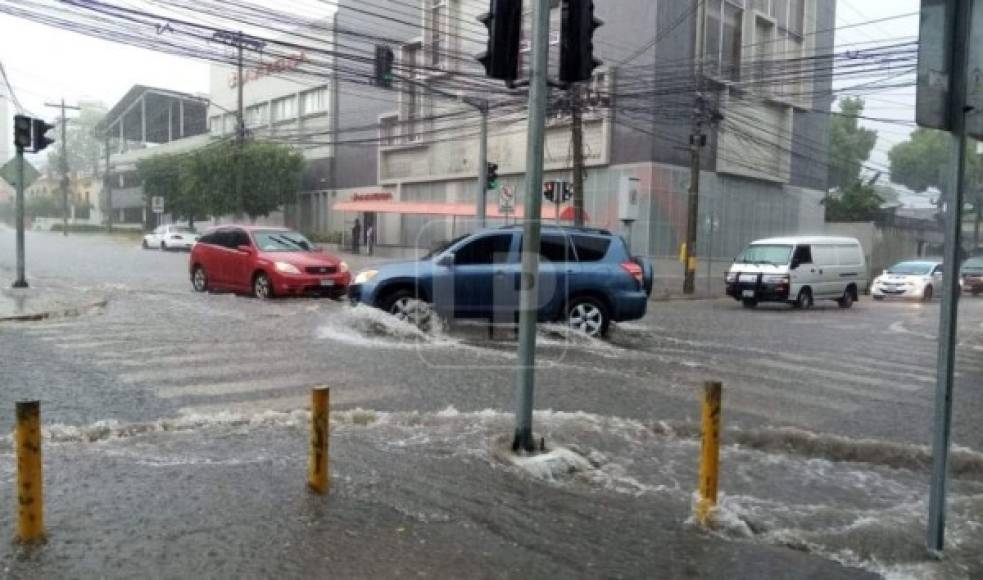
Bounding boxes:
790 245 816 298
810 244 839 297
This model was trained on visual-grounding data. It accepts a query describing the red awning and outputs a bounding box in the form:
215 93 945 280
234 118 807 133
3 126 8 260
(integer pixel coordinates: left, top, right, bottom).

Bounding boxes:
333 199 589 222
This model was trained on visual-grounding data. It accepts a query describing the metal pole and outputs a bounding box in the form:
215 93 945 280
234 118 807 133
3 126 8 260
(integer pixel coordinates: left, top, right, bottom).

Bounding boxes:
104 133 113 233
571 85 585 226
512 0 550 454
706 214 713 297
555 194 560 224
683 0 708 295
60 99 68 236
13 149 27 288
927 0 973 554
477 101 488 228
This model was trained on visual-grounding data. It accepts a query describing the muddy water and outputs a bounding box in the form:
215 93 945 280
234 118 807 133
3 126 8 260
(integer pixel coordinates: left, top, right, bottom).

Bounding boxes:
0 408 976 579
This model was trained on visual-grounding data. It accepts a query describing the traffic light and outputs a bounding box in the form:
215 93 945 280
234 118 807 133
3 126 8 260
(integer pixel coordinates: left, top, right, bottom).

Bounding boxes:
561 182 573 202
543 181 556 203
375 45 395 88
13 115 31 151
31 118 55 153
487 162 499 190
477 0 522 81
560 0 603 83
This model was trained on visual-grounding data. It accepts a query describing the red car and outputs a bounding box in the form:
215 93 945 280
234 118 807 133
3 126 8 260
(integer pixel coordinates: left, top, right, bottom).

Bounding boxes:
189 226 351 299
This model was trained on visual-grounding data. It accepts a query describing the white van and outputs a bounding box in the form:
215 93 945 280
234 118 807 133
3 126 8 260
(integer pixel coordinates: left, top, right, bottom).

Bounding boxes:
725 236 867 309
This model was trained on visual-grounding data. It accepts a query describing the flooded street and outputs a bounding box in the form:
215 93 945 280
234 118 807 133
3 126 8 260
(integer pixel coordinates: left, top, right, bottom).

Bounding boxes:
2 231 983 578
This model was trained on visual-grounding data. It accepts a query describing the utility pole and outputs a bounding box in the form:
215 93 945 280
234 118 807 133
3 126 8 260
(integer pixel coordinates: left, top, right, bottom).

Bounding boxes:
45 99 80 236
683 0 708 295
235 31 246 219
104 132 112 233
477 100 489 228
927 0 973 554
513 0 550 453
571 84 585 226
13 144 26 288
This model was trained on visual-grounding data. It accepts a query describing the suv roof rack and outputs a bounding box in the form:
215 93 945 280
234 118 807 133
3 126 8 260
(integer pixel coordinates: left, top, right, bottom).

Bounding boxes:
497 224 612 236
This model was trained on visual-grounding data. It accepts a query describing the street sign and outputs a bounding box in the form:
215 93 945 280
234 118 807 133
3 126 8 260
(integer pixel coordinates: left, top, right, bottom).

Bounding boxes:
498 184 515 214
151 196 165 214
916 0 983 138
0 157 40 190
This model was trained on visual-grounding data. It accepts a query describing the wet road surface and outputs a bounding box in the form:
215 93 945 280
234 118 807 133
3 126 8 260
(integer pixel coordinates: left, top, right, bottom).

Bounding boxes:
1 229 982 579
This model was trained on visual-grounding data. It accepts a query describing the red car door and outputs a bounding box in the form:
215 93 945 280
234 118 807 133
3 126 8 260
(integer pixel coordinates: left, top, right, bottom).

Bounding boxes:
225 228 255 292
196 229 228 288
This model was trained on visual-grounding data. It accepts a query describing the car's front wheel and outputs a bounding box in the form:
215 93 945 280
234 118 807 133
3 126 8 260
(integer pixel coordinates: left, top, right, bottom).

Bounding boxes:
191 265 208 292
566 297 610 338
382 288 432 330
793 288 814 309
253 272 274 300
922 285 934 302
837 287 855 309
142 239 149 249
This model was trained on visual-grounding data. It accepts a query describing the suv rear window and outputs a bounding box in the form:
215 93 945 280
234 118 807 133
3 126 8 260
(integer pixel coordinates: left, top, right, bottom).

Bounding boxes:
571 235 610 262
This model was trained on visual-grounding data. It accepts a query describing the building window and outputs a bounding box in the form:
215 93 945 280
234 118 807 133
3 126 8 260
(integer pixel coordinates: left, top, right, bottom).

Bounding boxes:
380 114 399 146
428 0 448 69
401 42 425 142
271 95 297 122
704 0 744 82
301 87 328 115
246 103 269 128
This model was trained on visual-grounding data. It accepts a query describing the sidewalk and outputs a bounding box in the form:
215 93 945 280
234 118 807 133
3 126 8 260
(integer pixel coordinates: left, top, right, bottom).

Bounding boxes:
0 279 107 322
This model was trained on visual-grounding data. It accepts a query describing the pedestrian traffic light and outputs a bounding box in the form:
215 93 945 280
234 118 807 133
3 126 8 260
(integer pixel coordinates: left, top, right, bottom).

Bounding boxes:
375 45 395 88
543 181 556 203
13 115 31 151
487 162 499 190
31 118 55 153
561 181 573 202
477 0 522 81
560 0 604 83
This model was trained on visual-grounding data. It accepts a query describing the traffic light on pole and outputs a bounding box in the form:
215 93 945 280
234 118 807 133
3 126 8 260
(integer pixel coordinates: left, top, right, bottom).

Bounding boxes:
13 115 31 151
31 118 55 153
562 181 573 202
487 162 499 190
560 0 604 84
543 181 556 203
375 45 395 88
476 0 522 81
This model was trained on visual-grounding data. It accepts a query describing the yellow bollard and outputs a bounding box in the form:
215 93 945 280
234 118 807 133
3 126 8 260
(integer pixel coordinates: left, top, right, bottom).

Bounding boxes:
308 386 330 494
696 381 722 527
15 400 45 543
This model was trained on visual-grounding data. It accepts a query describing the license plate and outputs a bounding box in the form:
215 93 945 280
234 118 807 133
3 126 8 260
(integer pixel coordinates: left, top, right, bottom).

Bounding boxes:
739 274 757 283
319 279 335 287
742 289 755 298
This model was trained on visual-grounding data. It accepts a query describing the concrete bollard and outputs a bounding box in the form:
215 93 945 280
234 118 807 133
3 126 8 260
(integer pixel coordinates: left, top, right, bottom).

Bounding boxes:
308 386 330 494
15 400 45 543
696 381 722 527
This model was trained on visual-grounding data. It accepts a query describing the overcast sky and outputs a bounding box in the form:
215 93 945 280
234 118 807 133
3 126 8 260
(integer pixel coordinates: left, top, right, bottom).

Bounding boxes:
0 1 921 178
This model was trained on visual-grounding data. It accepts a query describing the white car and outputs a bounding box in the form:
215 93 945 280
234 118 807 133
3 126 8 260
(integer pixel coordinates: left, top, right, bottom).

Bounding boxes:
142 225 200 251
871 259 944 301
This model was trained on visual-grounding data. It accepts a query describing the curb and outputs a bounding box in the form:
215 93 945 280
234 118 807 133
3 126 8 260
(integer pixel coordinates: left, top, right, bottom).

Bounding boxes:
649 294 722 303
0 299 109 323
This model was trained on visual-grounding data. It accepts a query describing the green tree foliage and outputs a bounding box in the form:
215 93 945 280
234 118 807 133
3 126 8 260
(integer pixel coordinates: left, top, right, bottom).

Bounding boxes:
825 180 883 222
828 97 878 191
47 101 109 177
888 128 980 193
138 140 304 224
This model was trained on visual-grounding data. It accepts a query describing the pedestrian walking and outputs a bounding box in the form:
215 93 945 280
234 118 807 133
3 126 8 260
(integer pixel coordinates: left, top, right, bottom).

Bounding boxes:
352 218 361 254
366 224 375 255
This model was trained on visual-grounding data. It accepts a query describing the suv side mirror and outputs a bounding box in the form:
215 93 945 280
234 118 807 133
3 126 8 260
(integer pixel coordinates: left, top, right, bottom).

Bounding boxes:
436 253 455 268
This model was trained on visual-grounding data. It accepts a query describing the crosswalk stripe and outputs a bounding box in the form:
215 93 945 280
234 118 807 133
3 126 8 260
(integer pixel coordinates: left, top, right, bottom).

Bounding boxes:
120 360 341 385
176 385 393 416
157 375 319 399
747 357 920 391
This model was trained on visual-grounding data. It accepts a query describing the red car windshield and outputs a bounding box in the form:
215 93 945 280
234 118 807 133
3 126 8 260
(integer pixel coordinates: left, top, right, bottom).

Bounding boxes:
253 230 314 252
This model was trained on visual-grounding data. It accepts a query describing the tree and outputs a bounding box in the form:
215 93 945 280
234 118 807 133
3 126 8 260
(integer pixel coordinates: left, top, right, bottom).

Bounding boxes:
828 97 878 191
825 178 883 222
47 101 108 178
137 140 305 224
888 128 980 193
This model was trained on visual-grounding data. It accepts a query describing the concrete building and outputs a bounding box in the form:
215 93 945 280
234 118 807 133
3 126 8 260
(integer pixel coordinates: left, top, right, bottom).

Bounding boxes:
95 85 209 228
0 93 10 165
302 0 838 277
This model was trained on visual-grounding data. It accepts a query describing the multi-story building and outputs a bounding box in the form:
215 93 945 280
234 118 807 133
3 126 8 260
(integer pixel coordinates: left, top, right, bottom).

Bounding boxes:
95 85 210 228
321 0 836 268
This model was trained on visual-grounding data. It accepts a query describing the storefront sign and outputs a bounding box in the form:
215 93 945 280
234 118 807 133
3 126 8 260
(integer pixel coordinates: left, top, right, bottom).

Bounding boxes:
352 192 393 202
229 52 307 89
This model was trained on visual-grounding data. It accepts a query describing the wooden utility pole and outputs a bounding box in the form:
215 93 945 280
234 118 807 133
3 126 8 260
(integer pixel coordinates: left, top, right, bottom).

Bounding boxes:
683 0 707 295
44 99 81 236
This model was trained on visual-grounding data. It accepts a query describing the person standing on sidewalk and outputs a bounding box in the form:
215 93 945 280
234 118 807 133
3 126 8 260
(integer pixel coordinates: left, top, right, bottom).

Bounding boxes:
352 218 361 255
366 224 374 256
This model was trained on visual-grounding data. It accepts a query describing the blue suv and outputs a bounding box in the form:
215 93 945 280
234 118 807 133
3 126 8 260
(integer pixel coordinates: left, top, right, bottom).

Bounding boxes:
349 226 653 337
